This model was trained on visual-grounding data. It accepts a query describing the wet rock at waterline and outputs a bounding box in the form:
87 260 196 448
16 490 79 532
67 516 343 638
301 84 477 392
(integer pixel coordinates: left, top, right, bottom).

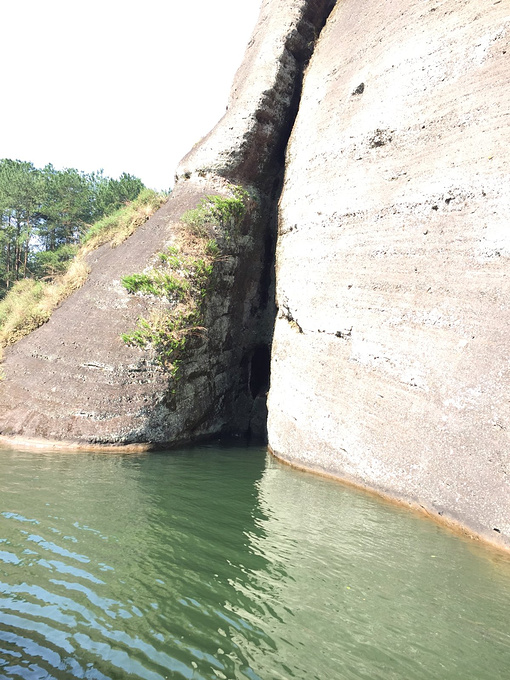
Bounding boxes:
267 0 510 549
1 0 510 549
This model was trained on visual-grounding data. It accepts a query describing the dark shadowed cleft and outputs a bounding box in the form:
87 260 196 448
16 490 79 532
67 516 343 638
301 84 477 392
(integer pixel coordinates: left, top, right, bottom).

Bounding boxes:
249 345 271 398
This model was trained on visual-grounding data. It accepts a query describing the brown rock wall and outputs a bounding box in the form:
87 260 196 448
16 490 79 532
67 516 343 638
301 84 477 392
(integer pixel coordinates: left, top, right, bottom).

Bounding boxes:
177 0 335 186
0 0 335 448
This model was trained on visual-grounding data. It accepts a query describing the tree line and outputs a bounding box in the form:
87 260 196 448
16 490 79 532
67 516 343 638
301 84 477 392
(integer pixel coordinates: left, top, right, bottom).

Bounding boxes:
0 159 146 298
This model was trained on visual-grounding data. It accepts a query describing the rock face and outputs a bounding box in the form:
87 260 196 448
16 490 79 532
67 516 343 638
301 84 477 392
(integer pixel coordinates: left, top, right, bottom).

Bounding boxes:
0 0 334 447
268 0 510 548
1 0 509 549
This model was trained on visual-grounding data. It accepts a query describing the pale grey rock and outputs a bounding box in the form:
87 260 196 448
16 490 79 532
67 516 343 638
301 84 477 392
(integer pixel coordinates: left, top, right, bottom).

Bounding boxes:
268 0 510 548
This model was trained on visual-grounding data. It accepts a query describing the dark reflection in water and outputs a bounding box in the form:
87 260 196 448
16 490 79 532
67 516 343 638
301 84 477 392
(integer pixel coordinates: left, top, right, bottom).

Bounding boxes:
0 445 510 679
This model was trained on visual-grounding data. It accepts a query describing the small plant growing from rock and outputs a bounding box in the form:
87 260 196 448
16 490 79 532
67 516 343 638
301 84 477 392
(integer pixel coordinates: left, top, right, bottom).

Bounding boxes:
180 187 248 240
120 185 248 376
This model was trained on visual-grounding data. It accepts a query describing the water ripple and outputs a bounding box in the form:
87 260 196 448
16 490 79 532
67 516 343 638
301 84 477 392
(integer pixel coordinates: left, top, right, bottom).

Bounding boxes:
1 446 510 679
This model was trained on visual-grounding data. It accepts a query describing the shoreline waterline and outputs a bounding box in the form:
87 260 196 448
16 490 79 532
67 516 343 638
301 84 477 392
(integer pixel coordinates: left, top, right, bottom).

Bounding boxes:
0 433 507 556
267 445 510 557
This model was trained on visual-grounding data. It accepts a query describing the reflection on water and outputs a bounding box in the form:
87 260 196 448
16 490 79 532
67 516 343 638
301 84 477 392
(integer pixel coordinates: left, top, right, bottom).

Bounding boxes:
0 445 510 679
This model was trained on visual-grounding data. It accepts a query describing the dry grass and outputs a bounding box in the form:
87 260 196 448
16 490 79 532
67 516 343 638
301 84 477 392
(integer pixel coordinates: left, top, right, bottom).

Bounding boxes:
0 259 90 363
120 188 249 374
81 189 166 254
0 190 166 364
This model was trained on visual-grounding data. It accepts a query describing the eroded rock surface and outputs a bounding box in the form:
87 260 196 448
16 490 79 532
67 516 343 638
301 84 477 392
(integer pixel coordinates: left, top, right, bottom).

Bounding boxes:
1 0 509 549
0 0 334 448
268 0 510 548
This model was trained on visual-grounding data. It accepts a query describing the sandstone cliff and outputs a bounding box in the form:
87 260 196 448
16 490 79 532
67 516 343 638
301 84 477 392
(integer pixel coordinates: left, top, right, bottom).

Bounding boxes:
0 0 333 447
268 0 510 549
1 0 509 549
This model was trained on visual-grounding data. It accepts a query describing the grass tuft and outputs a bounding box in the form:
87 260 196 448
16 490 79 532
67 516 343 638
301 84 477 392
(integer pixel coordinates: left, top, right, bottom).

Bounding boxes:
181 188 247 239
81 188 166 253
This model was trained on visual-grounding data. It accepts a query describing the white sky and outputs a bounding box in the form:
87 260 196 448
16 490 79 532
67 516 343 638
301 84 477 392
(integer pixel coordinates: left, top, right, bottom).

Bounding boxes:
0 0 261 190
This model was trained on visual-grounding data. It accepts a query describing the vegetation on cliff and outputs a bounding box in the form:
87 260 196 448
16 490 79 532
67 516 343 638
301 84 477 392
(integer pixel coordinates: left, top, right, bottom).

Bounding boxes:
80 188 165 253
0 189 166 362
121 188 248 376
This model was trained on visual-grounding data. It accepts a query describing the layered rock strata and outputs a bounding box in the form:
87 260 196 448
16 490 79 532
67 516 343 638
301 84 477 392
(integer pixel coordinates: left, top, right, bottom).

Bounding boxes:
0 0 334 447
268 0 510 548
1 0 509 550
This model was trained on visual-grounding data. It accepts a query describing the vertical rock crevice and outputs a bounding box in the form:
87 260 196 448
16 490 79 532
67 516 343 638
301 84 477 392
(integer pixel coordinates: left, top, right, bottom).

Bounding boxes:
0 0 336 448
219 0 337 443
181 0 337 444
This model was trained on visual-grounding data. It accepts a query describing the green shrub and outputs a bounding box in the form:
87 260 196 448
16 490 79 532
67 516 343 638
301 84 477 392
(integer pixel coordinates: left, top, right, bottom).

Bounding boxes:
181 187 247 239
121 309 201 376
121 185 248 376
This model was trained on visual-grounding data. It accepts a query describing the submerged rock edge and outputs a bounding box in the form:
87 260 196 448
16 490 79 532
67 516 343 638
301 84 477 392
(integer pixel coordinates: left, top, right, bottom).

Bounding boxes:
268 446 510 554
267 0 510 550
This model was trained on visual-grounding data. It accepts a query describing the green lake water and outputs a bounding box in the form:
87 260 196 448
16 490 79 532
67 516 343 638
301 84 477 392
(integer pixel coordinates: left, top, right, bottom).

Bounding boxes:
0 444 509 679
